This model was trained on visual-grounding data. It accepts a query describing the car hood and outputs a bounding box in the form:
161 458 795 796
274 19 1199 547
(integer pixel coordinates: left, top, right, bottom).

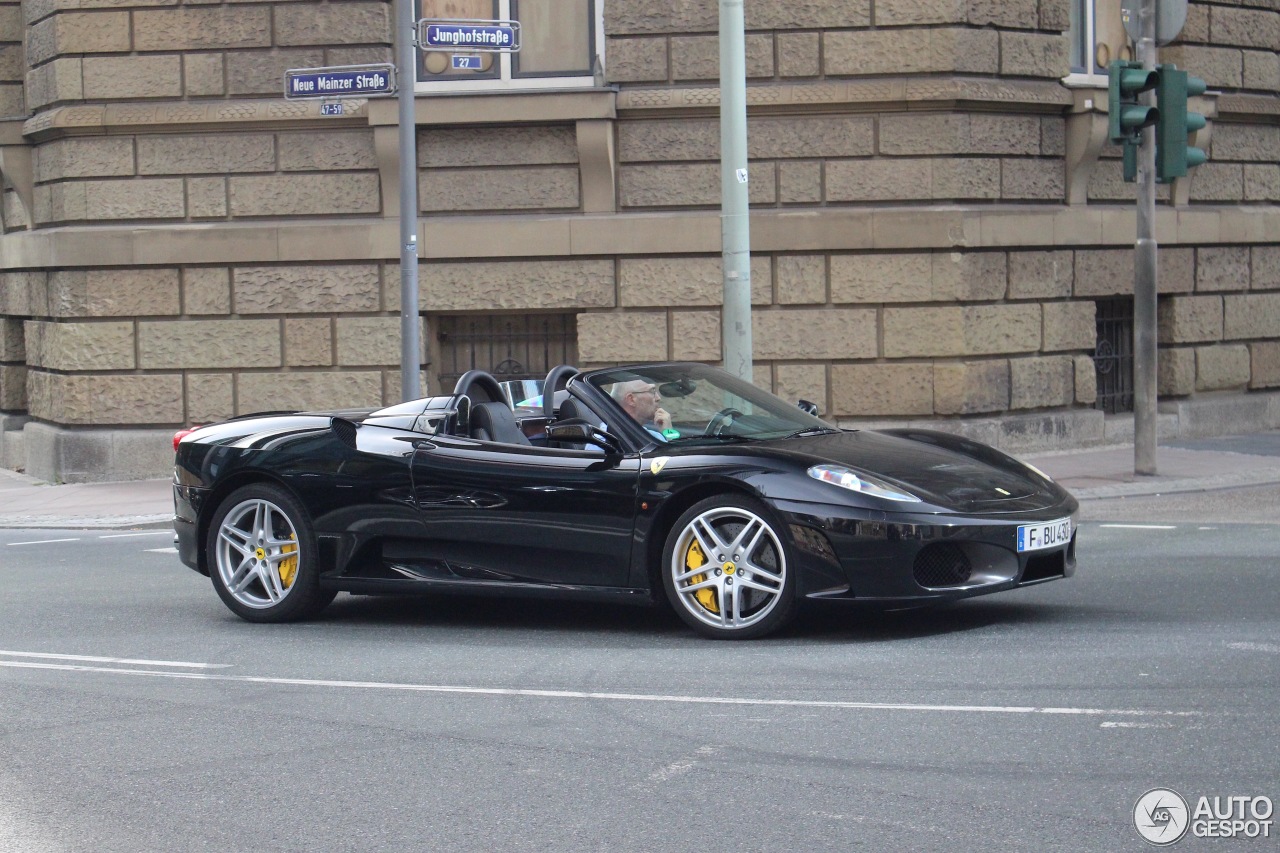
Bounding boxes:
763 429 1064 513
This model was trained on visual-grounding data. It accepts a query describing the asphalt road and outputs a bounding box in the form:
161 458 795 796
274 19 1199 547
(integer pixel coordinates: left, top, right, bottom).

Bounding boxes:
1 512 1277 852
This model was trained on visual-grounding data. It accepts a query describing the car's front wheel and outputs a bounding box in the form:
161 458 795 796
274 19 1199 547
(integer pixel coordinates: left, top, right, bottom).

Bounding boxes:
206 483 335 622
661 495 797 639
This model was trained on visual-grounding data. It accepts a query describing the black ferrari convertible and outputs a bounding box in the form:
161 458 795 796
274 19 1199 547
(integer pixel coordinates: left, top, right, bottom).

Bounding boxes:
173 362 1078 639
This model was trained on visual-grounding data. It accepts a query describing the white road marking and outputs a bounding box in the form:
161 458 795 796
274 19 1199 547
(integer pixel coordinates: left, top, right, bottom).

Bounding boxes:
1228 642 1280 654
1100 721 1173 729
0 659 1198 718
1098 524 1177 530
0 651 231 669
1198 526 1218 530
98 532 173 539
145 547 179 554
6 538 79 546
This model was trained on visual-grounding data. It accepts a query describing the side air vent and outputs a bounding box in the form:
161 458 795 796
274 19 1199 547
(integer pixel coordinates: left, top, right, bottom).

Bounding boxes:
331 417 359 449
913 543 973 588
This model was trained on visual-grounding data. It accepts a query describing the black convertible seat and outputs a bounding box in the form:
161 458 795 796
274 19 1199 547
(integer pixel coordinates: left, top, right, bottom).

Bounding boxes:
471 401 531 445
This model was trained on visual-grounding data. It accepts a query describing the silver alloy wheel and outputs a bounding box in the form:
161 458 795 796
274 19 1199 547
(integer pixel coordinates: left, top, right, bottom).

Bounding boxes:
214 498 301 610
669 505 787 631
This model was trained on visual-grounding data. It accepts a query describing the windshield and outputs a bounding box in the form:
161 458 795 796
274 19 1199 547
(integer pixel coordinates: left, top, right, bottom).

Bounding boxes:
585 363 835 443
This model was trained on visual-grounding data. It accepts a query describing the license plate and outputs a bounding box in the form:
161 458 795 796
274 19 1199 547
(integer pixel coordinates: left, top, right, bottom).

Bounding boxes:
1017 517 1073 553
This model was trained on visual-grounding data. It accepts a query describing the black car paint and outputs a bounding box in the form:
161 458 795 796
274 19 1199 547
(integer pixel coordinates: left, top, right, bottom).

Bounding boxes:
175 366 1078 609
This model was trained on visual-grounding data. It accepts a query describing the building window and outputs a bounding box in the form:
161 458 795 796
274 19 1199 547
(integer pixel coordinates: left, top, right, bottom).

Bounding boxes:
416 0 601 92
435 313 578 390
1069 0 1131 78
1094 297 1134 415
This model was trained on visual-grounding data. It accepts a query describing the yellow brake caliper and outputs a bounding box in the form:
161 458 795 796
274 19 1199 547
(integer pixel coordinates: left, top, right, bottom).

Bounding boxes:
685 540 719 615
279 534 298 588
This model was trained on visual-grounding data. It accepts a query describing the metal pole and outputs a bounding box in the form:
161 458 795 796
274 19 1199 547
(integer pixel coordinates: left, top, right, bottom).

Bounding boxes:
718 0 752 382
1134 0 1158 474
396 0 421 401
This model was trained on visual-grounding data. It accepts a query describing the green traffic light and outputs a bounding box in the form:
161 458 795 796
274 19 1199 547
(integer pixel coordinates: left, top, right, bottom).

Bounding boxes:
1155 64 1209 182
1108 61 1159 144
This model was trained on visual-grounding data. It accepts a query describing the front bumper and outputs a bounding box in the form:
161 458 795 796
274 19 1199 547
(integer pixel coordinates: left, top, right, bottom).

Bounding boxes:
775 498 1078 603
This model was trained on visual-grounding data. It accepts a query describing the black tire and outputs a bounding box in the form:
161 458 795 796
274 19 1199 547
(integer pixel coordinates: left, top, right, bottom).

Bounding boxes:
206 483 335 622
660 495 798 639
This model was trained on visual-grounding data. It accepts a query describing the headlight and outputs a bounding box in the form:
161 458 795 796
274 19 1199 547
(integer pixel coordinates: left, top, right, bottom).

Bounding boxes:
807 464 922 502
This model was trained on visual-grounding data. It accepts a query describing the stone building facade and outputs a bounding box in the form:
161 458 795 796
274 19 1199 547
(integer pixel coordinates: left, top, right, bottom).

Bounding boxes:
0 0 1277 481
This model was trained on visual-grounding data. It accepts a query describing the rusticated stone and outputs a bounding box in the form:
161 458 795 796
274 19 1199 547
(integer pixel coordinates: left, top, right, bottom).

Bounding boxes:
285 318 332 366
138 134 274 175
82 55 181 99
337 317 425 367
26 12 128 64
226 49 324 96
29 372 183 425
1000 31 1070 78
0 318 23 361
1254 246 1280 291
1010 252 1073 300
81 179 184 221
133 7 270 51
24 320 134 370
1197 246 1250 292
1250 341 1280 389
1190 164 1245 201
229 174 380 216
671 34 774 80
1210 6 1279 51
888 305 1040 359
621 256 719 308
934 359 1010 415
1002 159 1065 200
0 364 26 410
275 3 389 46
831 253 931 304
423 260 614 312
1042 301 1096 352
236 372 383 415
932 158 1001 200
826 160 930 203
25 58 83 109
605 37 668 84
0 45 22 80
139 319 280 369
186 373 233 424
1224 293 1280 340
234 265 380 315
879 114 1040 157
830 363 933 417
51 269 179 318
1244 165 1280 202
608 0 867 34
671 310 720 361
877 0 1037 27
965 305 1042 355
1160 45 1242 89
1010 355 1074 410
777 255 825 305
1196 344 1251 391
183 267 230 315
1182 3 1211 42
932 252 1007 301
184 53 225 97
421 167 579 213
1041 118 1066 157
1074 355 1097 405
1158 295 1223 343
752 116 875 160
1211 123 1280 162
620 163 774 207
747 0 869 28
278 130 376 172
777 31 820 77
617 119 717 163
752 308 876 360
774 363 826 413
1243 50 1280 91
825 28 998 75
0 272 47 317
779 161 822 204
34 137 133 182
578 311 668 363
1075 248 1193 297
419 124 576 167
187 178 228 219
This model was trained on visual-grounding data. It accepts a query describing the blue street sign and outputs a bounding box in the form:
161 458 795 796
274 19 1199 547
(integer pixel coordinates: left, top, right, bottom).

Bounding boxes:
418 19 521 53
452 55 483 70
284 64 396 100
320 103 344 116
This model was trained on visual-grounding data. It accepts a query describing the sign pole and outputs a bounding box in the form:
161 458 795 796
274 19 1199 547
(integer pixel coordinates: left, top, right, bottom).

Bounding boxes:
397 0 421 401
1134 0 1158 475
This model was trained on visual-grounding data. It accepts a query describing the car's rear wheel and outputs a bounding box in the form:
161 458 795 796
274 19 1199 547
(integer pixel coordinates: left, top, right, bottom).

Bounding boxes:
661 495 797 639
206 483 335 622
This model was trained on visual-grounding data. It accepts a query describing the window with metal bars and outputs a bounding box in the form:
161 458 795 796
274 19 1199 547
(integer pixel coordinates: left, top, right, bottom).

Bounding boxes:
1094 296 1134 414
435 313 577 390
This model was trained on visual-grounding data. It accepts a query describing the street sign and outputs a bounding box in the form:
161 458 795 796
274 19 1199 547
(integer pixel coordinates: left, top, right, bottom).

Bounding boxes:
452 55 483 70
283 64 396 100
418 19 521 52
1121 0 1187 46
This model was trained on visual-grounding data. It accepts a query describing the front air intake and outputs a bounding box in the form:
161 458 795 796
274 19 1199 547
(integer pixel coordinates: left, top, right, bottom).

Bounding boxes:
913 543 973 588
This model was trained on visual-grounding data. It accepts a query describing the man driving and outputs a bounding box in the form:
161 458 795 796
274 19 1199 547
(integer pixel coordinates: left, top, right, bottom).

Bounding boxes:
611 378 675 441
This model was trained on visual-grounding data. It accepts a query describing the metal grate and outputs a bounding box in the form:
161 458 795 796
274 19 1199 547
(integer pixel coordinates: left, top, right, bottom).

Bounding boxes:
1094 297 1134 415
912 543 972 588
436 313 577 389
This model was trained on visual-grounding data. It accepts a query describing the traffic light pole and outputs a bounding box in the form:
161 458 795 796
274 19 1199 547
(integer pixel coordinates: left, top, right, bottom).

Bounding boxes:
1134 0 1158 475
719 0 753 383
396 0 421 401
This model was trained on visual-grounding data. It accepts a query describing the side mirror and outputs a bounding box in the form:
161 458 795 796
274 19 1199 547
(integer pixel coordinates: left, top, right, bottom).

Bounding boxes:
796 399 820 416
546 419 621 454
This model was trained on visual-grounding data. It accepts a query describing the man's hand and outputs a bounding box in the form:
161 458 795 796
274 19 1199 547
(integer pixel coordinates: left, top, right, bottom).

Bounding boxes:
654 407 672 431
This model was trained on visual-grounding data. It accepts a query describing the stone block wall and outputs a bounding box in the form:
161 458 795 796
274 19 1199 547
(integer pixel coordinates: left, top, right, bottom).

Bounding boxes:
418 125 582 214
0 0 21 117
16 263 419 426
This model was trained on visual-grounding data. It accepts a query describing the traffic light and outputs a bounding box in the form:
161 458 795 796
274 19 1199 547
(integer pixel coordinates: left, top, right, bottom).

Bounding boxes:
1108 60 1159 145
1155 64 1208 182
